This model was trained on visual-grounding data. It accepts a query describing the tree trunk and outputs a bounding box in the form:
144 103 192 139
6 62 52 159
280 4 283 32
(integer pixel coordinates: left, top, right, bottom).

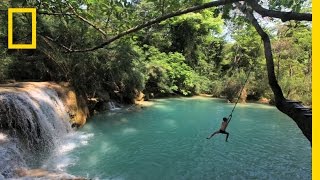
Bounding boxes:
239 4 312 144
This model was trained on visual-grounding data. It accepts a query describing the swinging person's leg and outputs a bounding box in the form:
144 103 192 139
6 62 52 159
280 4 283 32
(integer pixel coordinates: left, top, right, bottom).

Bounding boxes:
207 130 220 139
225 132 229 142
223 131 229 142
219 130 230 142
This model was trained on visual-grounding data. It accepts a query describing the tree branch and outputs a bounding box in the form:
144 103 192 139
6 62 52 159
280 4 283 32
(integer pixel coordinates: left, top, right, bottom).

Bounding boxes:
39 34 73 52
0 9 74 16
66 0 312 53
38 11 74 16
67 0 240 52
37 35 70 80
67 4 108 38
247 0 312 22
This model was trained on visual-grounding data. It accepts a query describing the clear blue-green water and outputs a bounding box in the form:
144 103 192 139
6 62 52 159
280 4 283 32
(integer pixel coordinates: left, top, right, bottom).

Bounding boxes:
64 98 311 179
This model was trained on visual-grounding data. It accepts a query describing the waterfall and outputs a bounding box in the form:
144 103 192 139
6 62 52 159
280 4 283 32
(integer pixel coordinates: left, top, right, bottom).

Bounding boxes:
0 84 72 178
108 101 121 111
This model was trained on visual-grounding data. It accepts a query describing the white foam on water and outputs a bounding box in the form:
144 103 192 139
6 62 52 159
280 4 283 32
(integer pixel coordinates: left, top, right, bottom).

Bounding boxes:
99 141 119 154
122 127 138 134
0 132 8 142
56 133 94 155
42 131 94 171
164 119 177 128
108 101 121 111
59 143 77 154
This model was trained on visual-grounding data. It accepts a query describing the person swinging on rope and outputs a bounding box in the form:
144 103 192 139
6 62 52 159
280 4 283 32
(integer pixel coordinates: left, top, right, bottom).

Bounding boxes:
206 115 232 142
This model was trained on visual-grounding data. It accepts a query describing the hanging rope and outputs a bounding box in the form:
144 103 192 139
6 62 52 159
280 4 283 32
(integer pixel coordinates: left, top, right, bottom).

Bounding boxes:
227 67 253 124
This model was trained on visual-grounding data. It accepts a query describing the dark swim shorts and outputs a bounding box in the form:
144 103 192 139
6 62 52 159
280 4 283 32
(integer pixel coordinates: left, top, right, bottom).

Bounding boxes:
219 129 228 134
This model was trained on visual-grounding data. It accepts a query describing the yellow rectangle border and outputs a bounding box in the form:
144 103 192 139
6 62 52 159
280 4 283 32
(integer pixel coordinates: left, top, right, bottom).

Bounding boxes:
313 1 318 179
8 8 36 49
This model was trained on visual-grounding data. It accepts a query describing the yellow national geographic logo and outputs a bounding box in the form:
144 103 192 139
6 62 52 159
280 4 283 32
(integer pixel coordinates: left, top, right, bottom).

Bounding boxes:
8 8 37 49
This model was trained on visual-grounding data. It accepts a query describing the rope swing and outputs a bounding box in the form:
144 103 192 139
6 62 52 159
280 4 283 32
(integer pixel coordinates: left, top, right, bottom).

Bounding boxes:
227 67 252 124
206 67 253 141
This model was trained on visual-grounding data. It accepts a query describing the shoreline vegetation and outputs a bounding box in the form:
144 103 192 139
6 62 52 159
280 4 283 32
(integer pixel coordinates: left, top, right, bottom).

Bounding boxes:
0 81 304 129
0 81 273 126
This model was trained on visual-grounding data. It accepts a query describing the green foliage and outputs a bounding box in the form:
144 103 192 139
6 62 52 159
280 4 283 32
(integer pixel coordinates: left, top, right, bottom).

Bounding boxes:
68 38 145 102
143 46 209 96
225 25 263 69
272 23 312 105
0 51 12 82
269 0 311 12
220 24 269 101
218 69 246 101
165 9 224 68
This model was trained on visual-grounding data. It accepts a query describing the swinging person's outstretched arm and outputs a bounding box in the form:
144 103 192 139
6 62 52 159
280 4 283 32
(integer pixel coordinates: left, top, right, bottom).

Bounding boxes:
227 114 232 124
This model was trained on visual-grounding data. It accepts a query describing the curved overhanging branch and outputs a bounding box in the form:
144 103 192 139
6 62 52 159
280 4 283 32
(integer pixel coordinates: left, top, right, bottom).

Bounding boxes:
0 9 74 16
37 11 74 16
238 3 312 144
39 34 73 52
67 3 108 38
64 0 311 53
247 0 312 22
66 0 240 52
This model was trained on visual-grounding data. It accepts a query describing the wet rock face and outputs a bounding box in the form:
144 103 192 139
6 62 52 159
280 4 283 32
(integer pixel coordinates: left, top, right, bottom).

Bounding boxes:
47 82 89 126
0 82 89 178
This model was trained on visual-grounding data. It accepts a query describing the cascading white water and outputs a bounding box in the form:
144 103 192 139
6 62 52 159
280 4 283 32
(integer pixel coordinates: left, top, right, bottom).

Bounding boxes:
0 85 72 178
107 101 121 111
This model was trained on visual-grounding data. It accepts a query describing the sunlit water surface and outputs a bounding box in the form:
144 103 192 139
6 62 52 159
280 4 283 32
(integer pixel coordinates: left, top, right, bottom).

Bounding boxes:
60 98 310 179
